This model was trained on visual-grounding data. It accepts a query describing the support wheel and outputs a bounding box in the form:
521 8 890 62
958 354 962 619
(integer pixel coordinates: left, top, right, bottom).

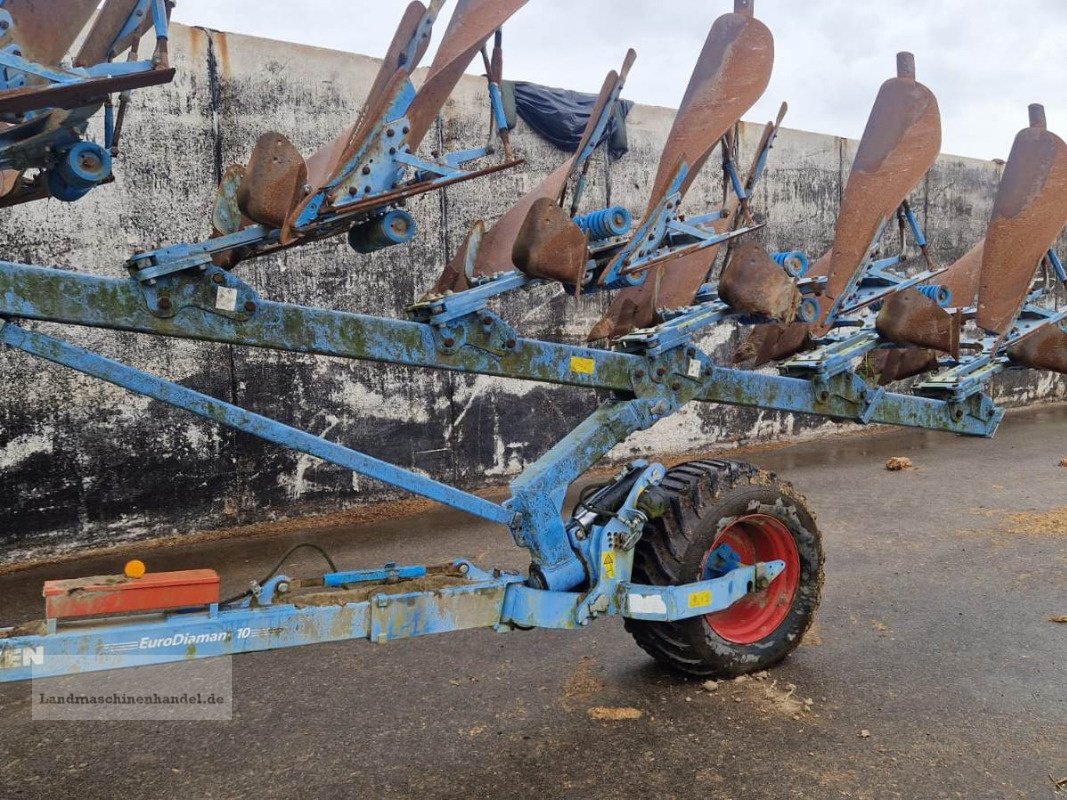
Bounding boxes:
625 459 823 678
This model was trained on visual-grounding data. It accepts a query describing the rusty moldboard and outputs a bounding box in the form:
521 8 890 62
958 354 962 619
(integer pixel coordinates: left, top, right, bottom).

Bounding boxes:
74 0 154 67
816 52 941 331
590 4 774 339
238 132 309 230
427 57 632 296
870 347 940 385
511 197 589 285
640 0 773 209
405 0 530 151
288 2 431 211
977 105 1067 335
933 238 984 309
718 240 801 322
1 0 98 68
1006 324 1067 374
875 287 960 359
733 321 812 367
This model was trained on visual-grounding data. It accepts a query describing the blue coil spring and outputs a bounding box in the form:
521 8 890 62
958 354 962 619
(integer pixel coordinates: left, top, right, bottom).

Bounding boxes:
574 206 633 241
917 284 952 307
772 250 809 277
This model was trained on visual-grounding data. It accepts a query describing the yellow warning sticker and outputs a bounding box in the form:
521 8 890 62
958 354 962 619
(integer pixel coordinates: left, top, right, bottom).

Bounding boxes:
687 590 712 608
570 356 596 375
601 551 616 579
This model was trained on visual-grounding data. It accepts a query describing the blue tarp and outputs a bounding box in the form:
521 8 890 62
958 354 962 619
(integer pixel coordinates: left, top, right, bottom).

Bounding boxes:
511 81 632 158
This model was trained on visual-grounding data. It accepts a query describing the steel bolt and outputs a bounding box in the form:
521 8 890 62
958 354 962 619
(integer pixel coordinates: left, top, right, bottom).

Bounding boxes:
634 369 645 379
361 166 371 175
671 381 682 391
480 315 493 326
157 297 171 311
655 367 666 377
386 128 395 137
244 300 256 313
505 338 516 349
211 273 224 284
442 337 456 347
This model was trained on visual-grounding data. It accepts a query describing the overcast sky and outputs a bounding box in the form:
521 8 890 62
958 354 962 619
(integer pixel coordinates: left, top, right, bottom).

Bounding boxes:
172 0 1067 161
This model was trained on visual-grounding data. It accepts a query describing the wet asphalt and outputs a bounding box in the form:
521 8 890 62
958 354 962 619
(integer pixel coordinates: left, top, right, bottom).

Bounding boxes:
0 404 1064 799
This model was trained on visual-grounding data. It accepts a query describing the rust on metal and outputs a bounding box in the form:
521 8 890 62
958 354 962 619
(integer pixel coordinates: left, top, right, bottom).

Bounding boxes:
511 198 589 285
367 1 433 110
874 287 960 359
287 2 430 212
870 348 939 385
238 132 309 229
75 0 154 67
590 8 773 339
424 221 485 297
405 0 530 151
733 321 812 366
2 0 98 67
856 241 983 383
640 3 772 209
718 240 801 321
1007 324 1067 374
428 55 635 295
933 239 983 308
429 159 573 294
0 68 175 115
815 53 941 332
977 105 1067 335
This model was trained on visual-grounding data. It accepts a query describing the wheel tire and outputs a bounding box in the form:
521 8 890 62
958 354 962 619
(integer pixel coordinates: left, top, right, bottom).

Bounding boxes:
624 459 823 678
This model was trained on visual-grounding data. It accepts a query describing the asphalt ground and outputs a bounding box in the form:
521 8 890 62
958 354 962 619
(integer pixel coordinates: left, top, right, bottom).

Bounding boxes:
0 403 1065 799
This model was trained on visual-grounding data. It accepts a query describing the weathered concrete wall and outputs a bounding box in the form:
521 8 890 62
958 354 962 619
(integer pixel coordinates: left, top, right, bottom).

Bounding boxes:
0 25 1062 563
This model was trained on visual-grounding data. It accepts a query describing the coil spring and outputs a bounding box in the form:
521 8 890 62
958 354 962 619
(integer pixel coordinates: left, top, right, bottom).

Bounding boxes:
772 250 809 277
917 284 952 307
574 206 633 241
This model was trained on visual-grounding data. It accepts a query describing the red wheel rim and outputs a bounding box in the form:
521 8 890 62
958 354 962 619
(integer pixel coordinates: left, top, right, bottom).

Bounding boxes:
700 513 800 644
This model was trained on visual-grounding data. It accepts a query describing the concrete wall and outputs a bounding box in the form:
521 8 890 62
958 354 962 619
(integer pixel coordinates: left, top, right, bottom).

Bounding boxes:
0 24 1062 563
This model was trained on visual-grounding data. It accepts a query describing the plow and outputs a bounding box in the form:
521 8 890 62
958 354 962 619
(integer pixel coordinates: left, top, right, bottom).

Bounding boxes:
0 0 1064 685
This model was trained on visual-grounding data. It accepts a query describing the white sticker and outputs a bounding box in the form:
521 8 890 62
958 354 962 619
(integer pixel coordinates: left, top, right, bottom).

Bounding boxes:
687 358 702 378
215 286 238 312
627 593 668 616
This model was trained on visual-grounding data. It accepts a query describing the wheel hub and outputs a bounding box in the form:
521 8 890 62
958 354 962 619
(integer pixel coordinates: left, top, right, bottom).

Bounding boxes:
700 513 800 644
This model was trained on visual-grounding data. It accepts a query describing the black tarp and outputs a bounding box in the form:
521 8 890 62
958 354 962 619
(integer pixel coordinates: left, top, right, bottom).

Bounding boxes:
506 80 632 158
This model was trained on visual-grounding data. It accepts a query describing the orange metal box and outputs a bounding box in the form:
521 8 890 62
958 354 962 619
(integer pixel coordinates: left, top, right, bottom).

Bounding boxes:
43 570 221 619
